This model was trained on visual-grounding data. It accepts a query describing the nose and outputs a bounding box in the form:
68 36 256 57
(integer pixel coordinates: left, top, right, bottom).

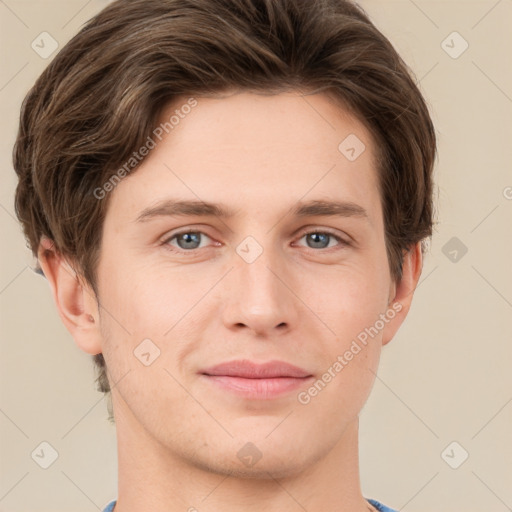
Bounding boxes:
220 242 300 337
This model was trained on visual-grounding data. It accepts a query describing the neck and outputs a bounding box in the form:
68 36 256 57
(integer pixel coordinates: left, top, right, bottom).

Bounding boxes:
112 401 372 512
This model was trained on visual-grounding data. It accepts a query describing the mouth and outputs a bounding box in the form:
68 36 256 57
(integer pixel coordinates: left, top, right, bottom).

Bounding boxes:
199 359 314 400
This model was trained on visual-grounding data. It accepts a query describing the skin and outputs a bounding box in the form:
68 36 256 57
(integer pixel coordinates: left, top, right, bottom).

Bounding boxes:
39 90 422 512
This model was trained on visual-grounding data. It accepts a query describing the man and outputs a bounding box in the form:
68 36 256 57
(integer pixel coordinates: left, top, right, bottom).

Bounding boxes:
13 1 436 511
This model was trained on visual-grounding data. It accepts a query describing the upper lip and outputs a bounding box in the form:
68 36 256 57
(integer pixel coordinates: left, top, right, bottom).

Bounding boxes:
201 359 312 379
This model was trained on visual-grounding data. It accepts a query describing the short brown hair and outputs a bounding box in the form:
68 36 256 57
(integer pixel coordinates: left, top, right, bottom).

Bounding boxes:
13 0 437 414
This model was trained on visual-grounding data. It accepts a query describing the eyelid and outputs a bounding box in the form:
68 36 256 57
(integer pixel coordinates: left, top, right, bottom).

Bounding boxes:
161 225 350 253
295 227 350 248
161 228 216 248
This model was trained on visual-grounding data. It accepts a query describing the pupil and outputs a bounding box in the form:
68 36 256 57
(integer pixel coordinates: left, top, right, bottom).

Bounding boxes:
179 232 200 249
308 233 328 248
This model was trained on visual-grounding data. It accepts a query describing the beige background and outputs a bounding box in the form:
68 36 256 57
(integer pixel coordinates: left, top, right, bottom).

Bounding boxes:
1 1 511 511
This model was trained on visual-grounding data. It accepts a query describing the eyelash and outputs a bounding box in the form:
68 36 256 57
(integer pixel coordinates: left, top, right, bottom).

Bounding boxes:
161 228 349 254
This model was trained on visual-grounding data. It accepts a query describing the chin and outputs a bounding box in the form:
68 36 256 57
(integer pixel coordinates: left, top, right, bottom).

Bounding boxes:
193 454 310 480
185 437 323 481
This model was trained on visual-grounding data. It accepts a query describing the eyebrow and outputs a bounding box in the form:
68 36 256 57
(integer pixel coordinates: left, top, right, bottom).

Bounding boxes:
291 199 368 219
135 198 369 222
135 199 239 222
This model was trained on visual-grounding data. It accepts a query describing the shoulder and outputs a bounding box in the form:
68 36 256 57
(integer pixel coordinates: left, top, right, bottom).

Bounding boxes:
101 499 117 512
366 497 399 512
101 498 395 512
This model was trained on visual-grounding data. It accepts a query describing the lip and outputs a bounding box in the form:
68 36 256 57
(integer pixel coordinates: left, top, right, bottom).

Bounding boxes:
201 359 312 378
199 359 313 400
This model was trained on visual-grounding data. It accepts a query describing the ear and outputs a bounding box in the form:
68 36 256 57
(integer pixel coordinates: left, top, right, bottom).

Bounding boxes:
381 242 423 346
37 236 103 355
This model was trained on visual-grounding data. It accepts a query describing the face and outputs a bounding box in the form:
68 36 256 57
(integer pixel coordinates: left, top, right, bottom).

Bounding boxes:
95 90 404 478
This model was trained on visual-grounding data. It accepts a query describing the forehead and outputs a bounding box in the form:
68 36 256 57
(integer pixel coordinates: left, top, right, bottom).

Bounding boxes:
105 90 382 228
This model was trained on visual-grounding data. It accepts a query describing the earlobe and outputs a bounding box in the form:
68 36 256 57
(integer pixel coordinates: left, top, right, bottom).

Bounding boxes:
381 242 423 346
37 236 103 355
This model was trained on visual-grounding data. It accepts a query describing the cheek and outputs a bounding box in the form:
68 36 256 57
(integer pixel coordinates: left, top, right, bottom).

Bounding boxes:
297 276 385 417
303 264 390 343
300 263 387 408
96 256 218 387
297 347 378 435
97 252 205 335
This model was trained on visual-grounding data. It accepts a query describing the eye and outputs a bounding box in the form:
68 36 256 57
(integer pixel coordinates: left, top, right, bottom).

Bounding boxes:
161 228 349 254
163 230 214 251
295 230 348 250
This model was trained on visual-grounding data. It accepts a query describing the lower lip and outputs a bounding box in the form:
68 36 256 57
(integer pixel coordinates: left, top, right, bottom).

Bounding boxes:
202 375 313 399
